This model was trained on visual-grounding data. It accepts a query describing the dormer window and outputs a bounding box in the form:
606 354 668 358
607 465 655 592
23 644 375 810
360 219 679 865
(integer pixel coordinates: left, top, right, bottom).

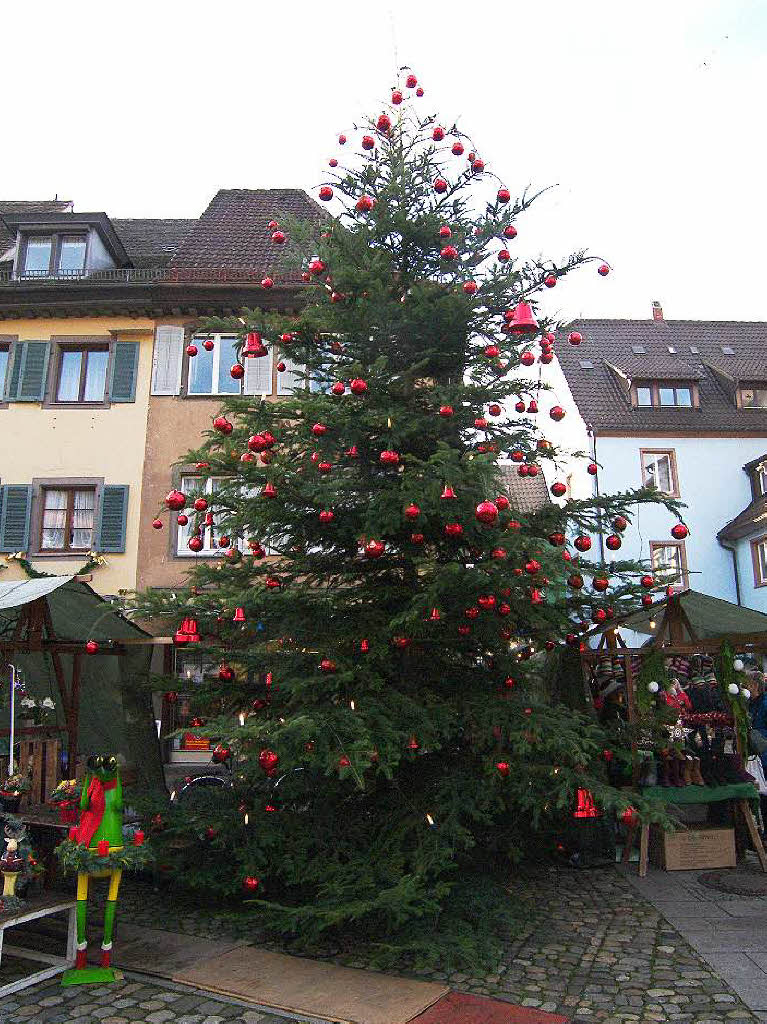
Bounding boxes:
632 380 696 408
740 386 767 409
19 232 87 277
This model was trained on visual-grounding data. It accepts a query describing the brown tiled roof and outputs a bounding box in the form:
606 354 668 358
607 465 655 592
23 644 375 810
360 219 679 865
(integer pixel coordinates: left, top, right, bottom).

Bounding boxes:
0 200 73 255
111 218 195 268
556 318 767 434
169 189 324 272
499 464 550 512
718 496 767 542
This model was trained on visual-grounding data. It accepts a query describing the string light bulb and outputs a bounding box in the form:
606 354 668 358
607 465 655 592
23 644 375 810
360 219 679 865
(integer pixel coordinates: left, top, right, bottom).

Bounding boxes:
649 617 656 630
425 813 435 826
238 712 246 727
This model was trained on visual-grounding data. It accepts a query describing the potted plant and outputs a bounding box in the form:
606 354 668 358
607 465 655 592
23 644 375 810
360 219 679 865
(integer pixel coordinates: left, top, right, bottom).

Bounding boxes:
0 771 31 812
17 695 56 728
49 779 82 824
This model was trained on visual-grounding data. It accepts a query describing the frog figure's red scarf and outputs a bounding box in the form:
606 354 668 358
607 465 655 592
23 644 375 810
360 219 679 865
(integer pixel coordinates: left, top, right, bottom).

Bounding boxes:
75 776 118 847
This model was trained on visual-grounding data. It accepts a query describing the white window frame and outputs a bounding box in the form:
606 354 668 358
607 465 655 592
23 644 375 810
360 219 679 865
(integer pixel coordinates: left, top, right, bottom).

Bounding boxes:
650 541 687 592
187 334 243 397
176 476 246 556
640 450 679 497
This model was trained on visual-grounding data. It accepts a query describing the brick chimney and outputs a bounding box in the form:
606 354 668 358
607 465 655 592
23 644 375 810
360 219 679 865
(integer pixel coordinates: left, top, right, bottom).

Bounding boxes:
652 301 664 322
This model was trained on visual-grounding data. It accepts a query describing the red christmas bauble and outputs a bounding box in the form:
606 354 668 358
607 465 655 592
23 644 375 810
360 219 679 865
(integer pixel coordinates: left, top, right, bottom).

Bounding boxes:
549 532 566 547
525 559 541 575
361 135 376 150
151 517 163 530
444 523 463 537
212 744 231 764
410 532 425 544
186 344 198 357
350 378 368 395
405 503 420 520
671 523 689 539
165 488 186 511
364 539 385 558
320 658 337 673
312 422 328 436
440 245 458 260
457 625 471 636
193 497 208 512
432 126 445 141
593 576 610 592
261 276 274 289
318 461 332 474
518 465 529 477
520 352 535 367
319 186 333 201
434 178 448 194
439 225 452 238
503 225 517 239
377 113 391 133
331 381 345 396
338 133 347 144
484 345 500 357
496 761 510 777
605 534 622 551
319 510 335 524
188 536 204 552
497 188 511 204
550 482 567 497
592 608 608 624
379 450 400 465
475 500 499 524
464 606 480 619
613 515 628 532
309 258 326 275
463 281 478 294
478 594 496 610
405 73 417 88
176 514 188 526
474 417 488 429
276 361 286 372
328 159 338 168
640 574 654 588
451 140 464 155
568 331 582 346
471 158 485 174
642 594 653 607
271 230 286 245
568 573 584 589
492 549 507 562
391 89 403 104
550 406 565 422
338 755 351 768
544 274 557 288
355 195 375 213
242 876 259 893
587 462 598 476
574 535 592 552
598 264 610 276
85 640 99 654
202 339 214 351
497 249 510 263
213 416 233 434
495 496 510 511
230 363 244 379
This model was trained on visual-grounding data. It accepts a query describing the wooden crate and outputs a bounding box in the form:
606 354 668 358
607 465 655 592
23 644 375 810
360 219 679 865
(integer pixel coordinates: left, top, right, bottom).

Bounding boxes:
16 736 61 809
651 825 736 871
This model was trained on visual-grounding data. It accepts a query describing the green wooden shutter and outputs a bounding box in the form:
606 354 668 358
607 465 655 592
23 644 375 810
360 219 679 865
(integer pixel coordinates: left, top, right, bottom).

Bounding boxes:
0 485 32 551
109 341 139 402
7 342 50 401
96 485 129 553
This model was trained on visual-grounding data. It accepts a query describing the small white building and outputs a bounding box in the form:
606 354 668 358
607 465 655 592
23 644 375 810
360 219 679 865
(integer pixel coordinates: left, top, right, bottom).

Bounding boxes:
544 304 767 612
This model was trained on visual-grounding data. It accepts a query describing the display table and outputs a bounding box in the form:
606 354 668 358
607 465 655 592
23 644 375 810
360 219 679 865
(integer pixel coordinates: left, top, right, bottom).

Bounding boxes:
634 782 766 877
0 894 76 995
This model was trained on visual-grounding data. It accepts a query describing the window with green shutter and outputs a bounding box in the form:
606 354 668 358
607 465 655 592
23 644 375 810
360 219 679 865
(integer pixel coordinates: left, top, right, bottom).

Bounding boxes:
96 485 129 553
0 485 33 551
5 342 50 401
109 341 139 402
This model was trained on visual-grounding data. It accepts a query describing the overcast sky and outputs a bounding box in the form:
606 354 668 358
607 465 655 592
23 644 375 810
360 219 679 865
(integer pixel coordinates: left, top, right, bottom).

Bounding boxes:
4 1 764 322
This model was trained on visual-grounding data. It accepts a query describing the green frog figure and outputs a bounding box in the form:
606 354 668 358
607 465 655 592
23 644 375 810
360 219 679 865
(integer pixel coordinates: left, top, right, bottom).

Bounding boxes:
62 754 124 984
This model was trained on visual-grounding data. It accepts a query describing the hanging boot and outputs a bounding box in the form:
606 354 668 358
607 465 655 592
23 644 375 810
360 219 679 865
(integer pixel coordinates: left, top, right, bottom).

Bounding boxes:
670 752 684 787
682 754 695 786
691 756 706 786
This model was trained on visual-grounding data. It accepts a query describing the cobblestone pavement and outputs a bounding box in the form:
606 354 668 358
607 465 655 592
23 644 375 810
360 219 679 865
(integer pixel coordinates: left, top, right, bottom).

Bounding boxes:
2 972 315 1024
13 866 764 1024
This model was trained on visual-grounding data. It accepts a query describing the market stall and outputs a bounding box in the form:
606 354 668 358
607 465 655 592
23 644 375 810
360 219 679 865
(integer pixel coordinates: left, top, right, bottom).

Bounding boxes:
582 590 767 876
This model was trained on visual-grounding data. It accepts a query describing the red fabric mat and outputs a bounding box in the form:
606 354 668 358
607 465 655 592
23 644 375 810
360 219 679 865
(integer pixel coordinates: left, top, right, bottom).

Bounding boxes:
410 992 569 1024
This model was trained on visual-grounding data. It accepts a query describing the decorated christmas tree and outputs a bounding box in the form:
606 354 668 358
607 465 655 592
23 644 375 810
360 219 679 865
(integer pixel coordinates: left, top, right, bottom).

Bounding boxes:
135 71 680 965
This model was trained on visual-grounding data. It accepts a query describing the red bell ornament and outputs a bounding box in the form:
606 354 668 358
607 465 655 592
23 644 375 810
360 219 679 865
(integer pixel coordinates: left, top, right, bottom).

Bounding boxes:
233 607 246 623
440 484 457 500
261 482 277 498
509 302 539 335
405 503 420 520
